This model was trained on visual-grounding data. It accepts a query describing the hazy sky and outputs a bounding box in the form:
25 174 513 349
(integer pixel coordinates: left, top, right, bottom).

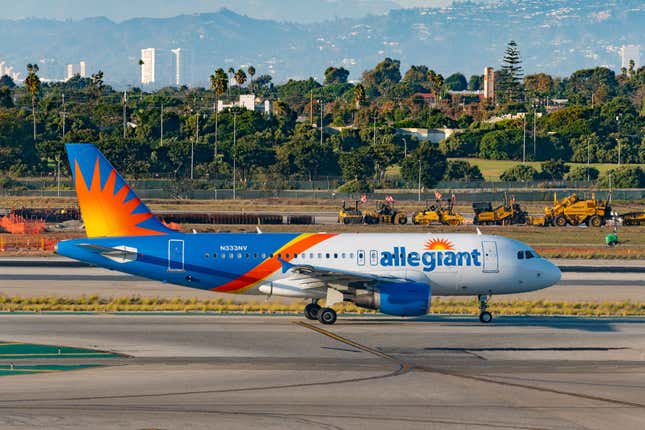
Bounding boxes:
0 0 461 22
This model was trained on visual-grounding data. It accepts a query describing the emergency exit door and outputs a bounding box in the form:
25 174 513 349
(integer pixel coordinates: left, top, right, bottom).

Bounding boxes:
481 241 499 273
168 239 184 271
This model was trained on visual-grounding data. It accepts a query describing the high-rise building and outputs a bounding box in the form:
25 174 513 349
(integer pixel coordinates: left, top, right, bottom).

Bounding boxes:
171 48 181 86
79 61 86 78
66 64 74 80
0 62 5 76
141 48 156 85
483 66 495 100
619 45 640 70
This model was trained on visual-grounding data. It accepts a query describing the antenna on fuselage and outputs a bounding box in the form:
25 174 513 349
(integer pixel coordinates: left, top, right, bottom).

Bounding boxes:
256 226 263 234
476 227 482 236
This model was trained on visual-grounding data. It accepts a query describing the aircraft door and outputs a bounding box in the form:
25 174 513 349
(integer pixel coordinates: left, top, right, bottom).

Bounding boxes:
481 240 499 273
168 239 185 271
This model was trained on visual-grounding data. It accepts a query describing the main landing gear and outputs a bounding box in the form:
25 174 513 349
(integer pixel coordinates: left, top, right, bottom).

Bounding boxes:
304 301 337 325
478 294 493 323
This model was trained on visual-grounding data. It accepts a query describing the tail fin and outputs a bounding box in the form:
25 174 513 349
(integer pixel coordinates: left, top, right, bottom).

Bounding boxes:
66 143 172 238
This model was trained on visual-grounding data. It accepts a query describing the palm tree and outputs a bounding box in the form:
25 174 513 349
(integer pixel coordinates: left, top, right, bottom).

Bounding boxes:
234 69 247 90
24 64 41 142
353 83 366 109
247 65 256 91
209 68 228 162
427 70 444 103
227 67 235 96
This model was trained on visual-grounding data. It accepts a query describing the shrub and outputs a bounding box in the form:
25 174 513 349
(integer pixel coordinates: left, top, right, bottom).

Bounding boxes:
500 164 539 181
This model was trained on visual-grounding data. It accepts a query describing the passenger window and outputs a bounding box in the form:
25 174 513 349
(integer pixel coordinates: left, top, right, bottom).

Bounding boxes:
301 253 305 259
277 253 281 259
229 253 234 259
326 253 330 259
213 253 217 259
253 253 258 258
245 253 250 258
310 253 314 258
334 253 338 259
341 253 346 259
517 251 524 260
204 253 209 258
318 253 322 259
294 253 298 258
237 253 242 259
261 253 267 259
525 251 534 259
350 253 354 259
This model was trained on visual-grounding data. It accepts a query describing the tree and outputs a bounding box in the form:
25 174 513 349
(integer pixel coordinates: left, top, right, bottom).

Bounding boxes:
427 70 444 100
540 159 569 180
234 69 247 88
524 73 554 99
0 75 15 88
500 165 538 181
400 141 447 188
247 65 256 88
324 66 350 85
599 166 644 188
353 83 366 109
227 67 235 96
0 87 13 108
444 73 467 91
566 166 599 181
468 75 483 91
210 68 228 100
362 58 401 97
90 70 105 100
339 146 374 182
24 63 41 143
479 129 522 160
444 160 483 182
403 65 429 92
498 40 524 103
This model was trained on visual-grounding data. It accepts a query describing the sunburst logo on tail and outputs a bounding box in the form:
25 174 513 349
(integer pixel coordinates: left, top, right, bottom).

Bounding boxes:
425 238 455 251
74 157 166 237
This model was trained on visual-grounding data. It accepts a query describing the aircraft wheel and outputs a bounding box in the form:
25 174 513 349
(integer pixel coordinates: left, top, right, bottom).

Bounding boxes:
318 308 337 325
305 303 321 320
479 311 493 323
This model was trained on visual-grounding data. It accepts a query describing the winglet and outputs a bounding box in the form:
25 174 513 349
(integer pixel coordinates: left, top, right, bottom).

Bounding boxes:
277 257 294 274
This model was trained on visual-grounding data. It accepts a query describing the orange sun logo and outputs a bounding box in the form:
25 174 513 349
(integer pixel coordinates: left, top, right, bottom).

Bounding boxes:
425 238 455 251
74 158 163 237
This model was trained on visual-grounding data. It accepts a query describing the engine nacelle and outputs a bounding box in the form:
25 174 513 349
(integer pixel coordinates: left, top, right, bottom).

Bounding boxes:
353 282 431 317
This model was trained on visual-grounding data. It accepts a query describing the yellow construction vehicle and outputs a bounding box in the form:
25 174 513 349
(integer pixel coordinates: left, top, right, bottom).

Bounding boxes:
338 200 364 224
622 211 645 226
472 201 528 225
362 201 407 225
544 193 611 227
412 200 465 226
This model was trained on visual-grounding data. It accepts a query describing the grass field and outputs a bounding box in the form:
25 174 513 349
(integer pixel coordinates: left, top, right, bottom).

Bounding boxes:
451 158 645 181
0 296 642 316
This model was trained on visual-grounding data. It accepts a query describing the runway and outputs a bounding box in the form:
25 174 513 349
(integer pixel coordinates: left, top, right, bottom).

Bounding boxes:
0 314 644 429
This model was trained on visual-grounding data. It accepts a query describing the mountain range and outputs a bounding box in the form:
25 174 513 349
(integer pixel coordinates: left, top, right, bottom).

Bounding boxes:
0 0 643 87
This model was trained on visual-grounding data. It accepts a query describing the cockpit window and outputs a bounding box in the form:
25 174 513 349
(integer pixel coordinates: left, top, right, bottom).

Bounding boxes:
517 251 524 260
525 251 535 259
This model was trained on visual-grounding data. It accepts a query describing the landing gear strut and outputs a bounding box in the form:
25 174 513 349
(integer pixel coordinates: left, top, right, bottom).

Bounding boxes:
304 301 321 320
478 295 493 323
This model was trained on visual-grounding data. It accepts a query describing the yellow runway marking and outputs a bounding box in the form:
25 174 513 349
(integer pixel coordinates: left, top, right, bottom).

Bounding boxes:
296 322 411 374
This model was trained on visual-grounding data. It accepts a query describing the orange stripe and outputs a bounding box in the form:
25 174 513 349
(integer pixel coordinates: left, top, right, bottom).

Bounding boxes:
213 233 337 293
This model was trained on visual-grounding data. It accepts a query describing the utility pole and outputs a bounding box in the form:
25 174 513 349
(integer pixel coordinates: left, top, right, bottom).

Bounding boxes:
616 115 621 166
373 110 377 146
587 138 591 181
402 138 407 158
417 159 422 202
160 103 164 145
532 106 537 158
61 93 66 142
310 91 313 125
122 91 127 138
320 100 324 146
233 112 237 200
522 114 526 164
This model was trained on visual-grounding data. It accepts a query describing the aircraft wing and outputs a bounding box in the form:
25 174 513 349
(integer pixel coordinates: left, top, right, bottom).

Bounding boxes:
278 258 409 291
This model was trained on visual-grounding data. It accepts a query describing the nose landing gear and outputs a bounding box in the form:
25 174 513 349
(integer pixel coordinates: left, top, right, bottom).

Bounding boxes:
478 295 493 323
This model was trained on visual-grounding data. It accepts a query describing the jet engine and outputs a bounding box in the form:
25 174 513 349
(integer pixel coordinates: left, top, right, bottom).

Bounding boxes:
353 282 431 317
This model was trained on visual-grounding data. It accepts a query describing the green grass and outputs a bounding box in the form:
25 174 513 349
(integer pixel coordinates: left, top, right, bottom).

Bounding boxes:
0 364 103 375
451 158 645 181
0 342 119 359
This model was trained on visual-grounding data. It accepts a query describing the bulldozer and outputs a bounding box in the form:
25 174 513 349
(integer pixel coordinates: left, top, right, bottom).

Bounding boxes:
412 199 465 226
621 211 645 226
472 200 528 225
543 193 611 227
362 201 408 225
338 200 364 224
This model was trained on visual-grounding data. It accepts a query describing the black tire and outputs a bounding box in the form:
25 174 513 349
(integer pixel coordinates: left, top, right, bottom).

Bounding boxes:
479 311 493 323
554 215 567 227
342 217 351 225
304 303 321 320
317 308 337 325
589 215 602 228
395 214 407 225
473 216 479 225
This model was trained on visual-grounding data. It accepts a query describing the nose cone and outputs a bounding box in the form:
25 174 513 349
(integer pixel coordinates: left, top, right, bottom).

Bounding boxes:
542 260 561 288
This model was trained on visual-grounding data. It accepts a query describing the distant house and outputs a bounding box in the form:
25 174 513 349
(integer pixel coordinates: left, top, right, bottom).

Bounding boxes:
217 94 271 115
396 128 462 144
412 92 437 105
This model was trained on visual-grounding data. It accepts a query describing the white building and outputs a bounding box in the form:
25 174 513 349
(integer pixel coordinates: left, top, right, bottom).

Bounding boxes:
66 64 74 80
217 94 271 116
141 48 156 85
619 45 640 70
79 61 86 78
170 48 181 86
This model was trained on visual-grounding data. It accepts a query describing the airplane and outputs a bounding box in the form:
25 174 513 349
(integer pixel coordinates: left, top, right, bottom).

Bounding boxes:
56 144 561 325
